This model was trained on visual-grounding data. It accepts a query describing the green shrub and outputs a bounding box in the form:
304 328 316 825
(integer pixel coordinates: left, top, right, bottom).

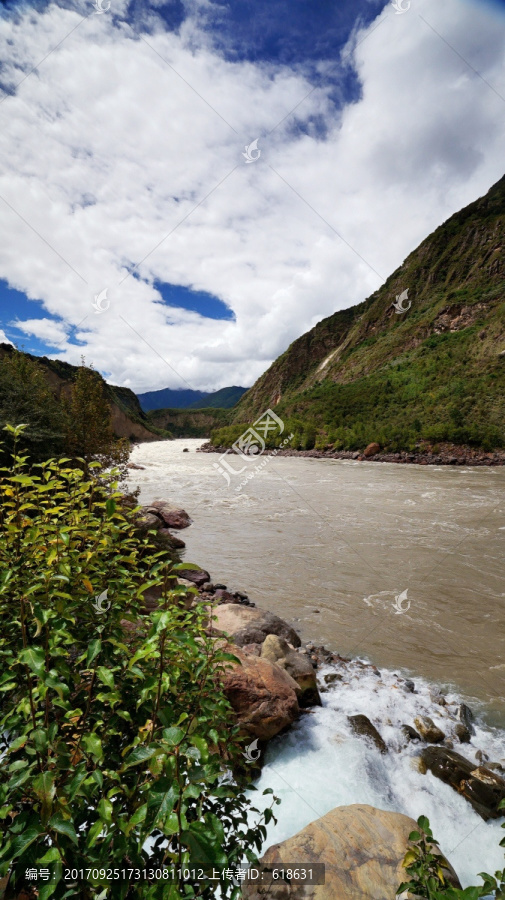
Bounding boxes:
0 426 274 899
398 812 505 899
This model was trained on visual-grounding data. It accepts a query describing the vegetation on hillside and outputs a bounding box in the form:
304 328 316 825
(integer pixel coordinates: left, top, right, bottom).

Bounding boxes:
148 406 233 440
221 175 505 454
0 426 274 898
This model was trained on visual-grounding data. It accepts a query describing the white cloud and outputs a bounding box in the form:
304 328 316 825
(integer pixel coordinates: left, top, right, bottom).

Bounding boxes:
12 318 69 346
0 329 14 346
0 0 504 391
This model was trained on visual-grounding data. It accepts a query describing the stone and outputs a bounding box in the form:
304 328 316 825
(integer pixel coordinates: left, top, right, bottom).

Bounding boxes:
202 582 214 592
402 724 421 742
135 512 162 533
414 716 445 743
156 528 186 549
261 635 322 707
348 714 387 753
209 604 301 648
403 680 415 693
364 442 381 458
421 747 505 820
324 673 343 686
222 646 300 741
175 567 210 588
215 589 238 604
454 723 471 743
241 804 461 900
148 500 192 529
140 577 196 613
457 703 474 734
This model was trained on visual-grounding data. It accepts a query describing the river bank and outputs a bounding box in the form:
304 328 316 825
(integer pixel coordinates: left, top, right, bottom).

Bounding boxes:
134 487 505 891
199 440 505 467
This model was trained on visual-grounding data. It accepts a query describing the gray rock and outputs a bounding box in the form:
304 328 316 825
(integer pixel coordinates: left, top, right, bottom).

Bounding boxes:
402 724 421 742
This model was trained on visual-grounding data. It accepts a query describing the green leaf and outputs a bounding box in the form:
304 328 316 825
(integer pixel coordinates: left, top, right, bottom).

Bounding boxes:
96 666 114 689
81 733 103 761
18 645 45 676
106 498 116 517
49 814 78 845
10 826 41 859
86 639 102 667
163 727 184 746
121 746 157 769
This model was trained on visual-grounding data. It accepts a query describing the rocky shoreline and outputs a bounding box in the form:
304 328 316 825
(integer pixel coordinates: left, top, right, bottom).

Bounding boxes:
199 440 505 467
135 497 505 897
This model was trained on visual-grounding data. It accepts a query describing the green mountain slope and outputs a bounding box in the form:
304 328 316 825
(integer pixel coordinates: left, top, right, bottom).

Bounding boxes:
188 386 247 409
0 344 161 446
213 174 505 453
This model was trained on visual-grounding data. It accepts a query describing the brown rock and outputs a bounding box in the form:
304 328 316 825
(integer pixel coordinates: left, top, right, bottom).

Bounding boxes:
135 512 162 533
210 604 301 648
222 647 300 741
421 747 505 820
348 714 387 753
364 442 381 458
241 804 461 900
414 716 445 743
156 528 186 549
176 567 210 588
149 500 193 529
261 635 321 707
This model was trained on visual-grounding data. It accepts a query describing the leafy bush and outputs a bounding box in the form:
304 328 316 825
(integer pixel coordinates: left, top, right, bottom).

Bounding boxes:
0 352 66 463
398 812 505 899
0 426 273 899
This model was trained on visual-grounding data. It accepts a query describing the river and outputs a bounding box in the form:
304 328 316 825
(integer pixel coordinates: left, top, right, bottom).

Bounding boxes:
128 438 505 887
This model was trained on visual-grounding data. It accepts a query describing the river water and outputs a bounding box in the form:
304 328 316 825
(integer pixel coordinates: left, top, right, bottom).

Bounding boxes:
128 439 505 886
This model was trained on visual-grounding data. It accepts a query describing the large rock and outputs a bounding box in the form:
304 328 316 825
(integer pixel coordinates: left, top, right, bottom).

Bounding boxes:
421 747 505 821
261 634 321 707
414 716 445 743
348 714 387 754
210 604 301 648
149 500 193 529
135 511 162 534
364 442 381 458
176 567 210 588
222 647 300 741
241 804 460 900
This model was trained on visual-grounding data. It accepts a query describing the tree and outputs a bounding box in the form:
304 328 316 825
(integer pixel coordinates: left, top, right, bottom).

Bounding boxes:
62 361 130 475
0 350 65 462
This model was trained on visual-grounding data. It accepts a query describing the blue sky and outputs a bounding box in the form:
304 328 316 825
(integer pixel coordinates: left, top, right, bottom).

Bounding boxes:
0 0 504 390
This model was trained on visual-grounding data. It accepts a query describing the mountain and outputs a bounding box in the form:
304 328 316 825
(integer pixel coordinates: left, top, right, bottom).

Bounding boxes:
137 385 247 412
0 343 160 444
213 174 505 453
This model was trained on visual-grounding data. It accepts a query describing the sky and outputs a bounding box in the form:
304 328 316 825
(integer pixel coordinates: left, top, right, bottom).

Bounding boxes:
0 0 504 392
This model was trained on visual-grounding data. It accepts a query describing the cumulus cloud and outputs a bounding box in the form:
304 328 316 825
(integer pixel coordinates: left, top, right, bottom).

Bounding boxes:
0 329 14 346
0 0 504 391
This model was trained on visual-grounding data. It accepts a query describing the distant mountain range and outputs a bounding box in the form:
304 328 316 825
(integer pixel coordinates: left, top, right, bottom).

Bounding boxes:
212 173 505 453
137 385 248 412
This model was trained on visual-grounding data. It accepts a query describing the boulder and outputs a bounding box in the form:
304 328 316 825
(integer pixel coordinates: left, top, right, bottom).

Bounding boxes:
222 647 300 741
210 604 301 648
156 528 186 550
421 746 505 820
175 567 210 588
261 635 321 707
414 716 445 743
135 512 162 534
364 442 381 458
149 500 193 529
241 804 460 900
348 714 387 754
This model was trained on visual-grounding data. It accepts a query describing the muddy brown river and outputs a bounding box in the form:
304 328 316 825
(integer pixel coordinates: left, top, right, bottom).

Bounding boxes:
129 439 505 724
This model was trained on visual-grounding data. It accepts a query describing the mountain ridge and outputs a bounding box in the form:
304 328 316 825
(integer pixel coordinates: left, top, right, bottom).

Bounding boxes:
212 174 505 453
